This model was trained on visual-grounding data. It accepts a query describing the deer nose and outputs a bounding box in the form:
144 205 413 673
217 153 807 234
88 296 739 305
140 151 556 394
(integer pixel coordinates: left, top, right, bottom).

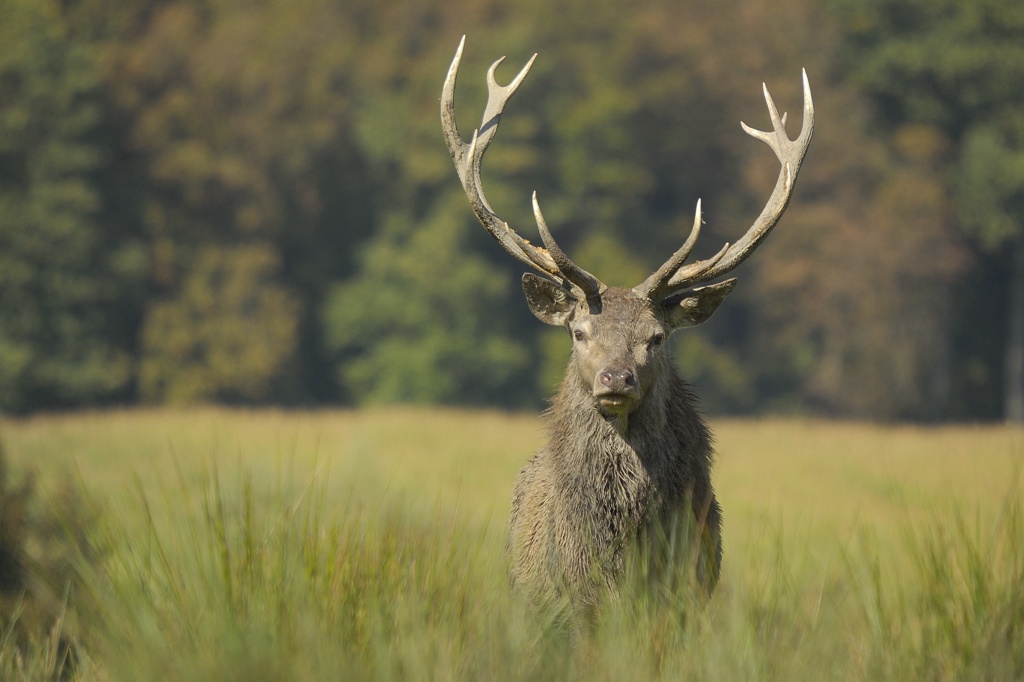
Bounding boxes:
599 368 636 390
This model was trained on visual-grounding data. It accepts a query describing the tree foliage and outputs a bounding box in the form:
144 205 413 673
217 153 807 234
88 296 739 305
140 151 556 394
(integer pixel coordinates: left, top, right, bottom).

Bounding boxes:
835 0 1024 247
0 0 1017 419
139 244 300 403
0 0 140 412
323 198 529 406
833 0 1024 420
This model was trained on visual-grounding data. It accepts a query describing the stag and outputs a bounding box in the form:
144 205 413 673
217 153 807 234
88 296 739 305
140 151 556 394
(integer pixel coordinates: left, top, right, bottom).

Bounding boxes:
441 37 813 607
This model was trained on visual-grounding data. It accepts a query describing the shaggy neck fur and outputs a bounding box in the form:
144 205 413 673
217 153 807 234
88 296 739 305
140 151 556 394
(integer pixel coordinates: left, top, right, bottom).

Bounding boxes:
541 357 713 592
507 337 722 610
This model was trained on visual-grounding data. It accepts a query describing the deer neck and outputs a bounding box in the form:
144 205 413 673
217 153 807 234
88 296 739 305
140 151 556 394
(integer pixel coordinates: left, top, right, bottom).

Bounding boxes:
547 372 673 472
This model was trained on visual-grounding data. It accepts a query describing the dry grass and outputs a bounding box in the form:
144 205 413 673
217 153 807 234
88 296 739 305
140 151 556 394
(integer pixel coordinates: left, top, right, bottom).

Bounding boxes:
0 408 1021 680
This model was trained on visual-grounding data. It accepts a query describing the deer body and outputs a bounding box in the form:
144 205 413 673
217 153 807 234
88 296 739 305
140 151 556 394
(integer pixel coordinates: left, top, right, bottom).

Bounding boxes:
508 310 721 605
441 37 813 605
507 284 729 603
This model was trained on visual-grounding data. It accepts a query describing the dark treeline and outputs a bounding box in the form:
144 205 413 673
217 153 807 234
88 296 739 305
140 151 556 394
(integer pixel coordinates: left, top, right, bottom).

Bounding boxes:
1 0 1022 421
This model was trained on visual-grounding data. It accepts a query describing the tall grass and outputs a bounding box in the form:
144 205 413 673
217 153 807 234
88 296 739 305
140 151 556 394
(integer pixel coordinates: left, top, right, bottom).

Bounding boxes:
83 464 1024 681
81 462 578 681
852 488 1024 680
0 409 1021 680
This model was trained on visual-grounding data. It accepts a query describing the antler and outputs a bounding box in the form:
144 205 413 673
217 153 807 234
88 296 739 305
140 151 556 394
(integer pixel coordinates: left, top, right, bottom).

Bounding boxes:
635 71 814 300
441 36 603 299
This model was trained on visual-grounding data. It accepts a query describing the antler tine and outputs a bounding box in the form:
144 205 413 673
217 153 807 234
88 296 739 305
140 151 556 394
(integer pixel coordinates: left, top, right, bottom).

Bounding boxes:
442 37 536 186
691 70 814 283
442 37 554 275
465 52 538 215
442 37 605 297
645 70 814 296
461 130 554 271
666 241 730 287
533 194 603 298
440 36 469 176
634 200 703 299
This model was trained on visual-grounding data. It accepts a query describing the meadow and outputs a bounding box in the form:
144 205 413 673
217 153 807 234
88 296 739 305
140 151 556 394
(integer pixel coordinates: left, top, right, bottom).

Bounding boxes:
0 407 1022 680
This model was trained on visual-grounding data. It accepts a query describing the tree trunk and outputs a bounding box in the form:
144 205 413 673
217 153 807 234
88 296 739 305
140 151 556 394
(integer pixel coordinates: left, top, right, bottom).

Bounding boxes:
1006 235 1024 423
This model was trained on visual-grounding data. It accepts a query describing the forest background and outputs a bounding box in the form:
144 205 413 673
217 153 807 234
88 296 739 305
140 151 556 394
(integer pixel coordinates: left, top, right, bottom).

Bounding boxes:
2 0 1023 422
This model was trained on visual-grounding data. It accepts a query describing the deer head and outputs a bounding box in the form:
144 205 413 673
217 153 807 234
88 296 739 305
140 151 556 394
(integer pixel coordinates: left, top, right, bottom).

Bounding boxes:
441 37 814 421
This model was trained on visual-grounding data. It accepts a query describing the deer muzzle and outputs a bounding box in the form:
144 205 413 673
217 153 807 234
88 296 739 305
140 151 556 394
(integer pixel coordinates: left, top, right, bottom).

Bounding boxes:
594 366 640 414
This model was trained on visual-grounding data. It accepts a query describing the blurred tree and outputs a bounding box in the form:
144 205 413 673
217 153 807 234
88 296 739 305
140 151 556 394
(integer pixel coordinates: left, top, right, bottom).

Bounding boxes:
322 196 529 406
755 121 965 418
70 0 372 403
0 0 141 412
834 0 1024 421
316 2 538 405
139 244 299 403
0 0 989 419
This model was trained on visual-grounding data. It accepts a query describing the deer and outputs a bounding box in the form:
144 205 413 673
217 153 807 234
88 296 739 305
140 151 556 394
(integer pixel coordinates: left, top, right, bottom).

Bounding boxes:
441 37 813 609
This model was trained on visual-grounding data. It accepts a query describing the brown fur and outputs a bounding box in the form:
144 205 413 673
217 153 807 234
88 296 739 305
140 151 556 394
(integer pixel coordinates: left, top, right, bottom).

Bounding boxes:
507 286 722 608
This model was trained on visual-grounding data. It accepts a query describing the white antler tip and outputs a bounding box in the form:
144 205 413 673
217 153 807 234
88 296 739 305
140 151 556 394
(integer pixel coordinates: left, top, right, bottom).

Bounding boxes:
486 56 507 83
532 192 547 223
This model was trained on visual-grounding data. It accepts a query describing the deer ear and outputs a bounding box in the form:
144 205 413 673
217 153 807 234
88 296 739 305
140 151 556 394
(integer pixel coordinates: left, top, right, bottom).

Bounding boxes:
522 273 576 326
662 279 737 329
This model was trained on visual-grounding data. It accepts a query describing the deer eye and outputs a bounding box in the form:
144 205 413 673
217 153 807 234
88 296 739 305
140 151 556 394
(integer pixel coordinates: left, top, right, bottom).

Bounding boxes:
573 329 586 342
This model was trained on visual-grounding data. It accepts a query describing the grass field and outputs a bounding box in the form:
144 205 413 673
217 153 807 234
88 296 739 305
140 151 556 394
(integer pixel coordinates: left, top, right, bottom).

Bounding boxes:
0 408 1022 680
